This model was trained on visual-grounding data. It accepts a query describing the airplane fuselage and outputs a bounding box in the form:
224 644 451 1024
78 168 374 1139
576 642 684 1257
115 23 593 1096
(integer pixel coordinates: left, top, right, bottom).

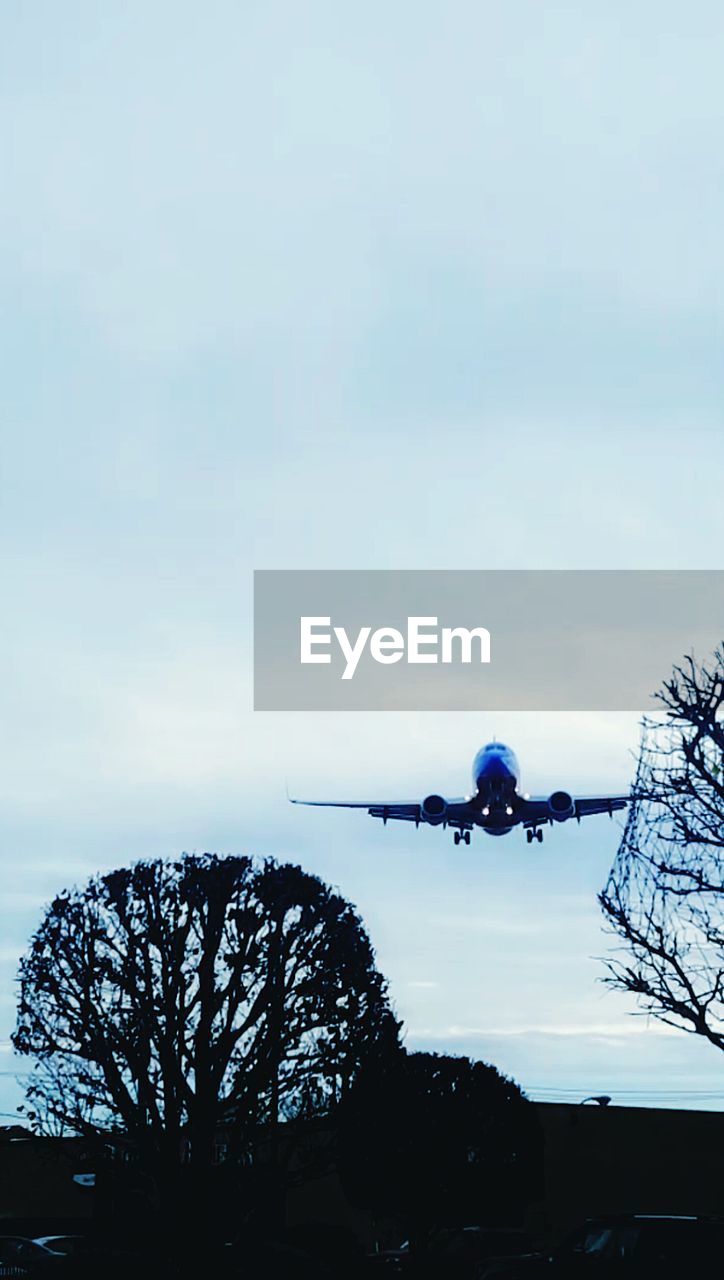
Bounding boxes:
470 742 521 835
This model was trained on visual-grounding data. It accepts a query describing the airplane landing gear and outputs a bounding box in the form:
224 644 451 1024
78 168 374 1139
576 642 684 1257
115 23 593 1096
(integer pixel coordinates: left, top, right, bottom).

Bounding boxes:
454 830 471 846
526 828 544 844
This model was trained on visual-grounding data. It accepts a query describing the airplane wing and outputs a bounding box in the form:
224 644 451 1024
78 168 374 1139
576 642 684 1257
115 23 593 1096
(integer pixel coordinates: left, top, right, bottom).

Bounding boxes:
572 795 630 818
289 796 475 828
519 794 629 827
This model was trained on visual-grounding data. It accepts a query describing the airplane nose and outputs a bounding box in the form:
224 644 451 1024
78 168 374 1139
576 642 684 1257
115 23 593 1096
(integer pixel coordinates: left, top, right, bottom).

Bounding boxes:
475 754 516 795
481 756 510 779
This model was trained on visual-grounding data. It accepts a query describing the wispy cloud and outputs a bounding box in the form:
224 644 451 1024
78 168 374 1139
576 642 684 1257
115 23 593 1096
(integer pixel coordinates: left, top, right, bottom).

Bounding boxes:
411 1021 678 1041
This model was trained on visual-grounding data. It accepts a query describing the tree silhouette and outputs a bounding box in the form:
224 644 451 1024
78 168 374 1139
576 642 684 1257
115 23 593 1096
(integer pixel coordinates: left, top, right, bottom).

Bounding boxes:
338 1050 540 1253
600 645 724 1047
13 854 398 1210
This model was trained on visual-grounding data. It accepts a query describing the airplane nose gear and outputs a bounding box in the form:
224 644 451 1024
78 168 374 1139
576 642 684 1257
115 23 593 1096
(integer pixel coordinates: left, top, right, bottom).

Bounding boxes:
454 830 471 846
526 828 544 844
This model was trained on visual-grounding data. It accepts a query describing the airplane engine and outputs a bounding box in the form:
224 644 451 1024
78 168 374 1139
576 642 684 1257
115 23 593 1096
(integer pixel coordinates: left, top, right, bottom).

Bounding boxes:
548 790 575 822
421 793 448 825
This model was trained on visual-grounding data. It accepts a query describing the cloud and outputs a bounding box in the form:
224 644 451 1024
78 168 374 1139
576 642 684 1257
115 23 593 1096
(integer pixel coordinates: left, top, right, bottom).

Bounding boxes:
412 1021 678 1041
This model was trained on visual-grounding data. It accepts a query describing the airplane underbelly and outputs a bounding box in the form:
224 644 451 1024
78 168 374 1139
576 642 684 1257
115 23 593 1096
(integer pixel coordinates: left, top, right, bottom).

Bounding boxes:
476 766 518 795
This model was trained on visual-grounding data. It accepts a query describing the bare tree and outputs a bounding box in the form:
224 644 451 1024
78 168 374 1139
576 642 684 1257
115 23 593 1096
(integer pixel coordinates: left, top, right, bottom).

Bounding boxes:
13 854 398 1196
600 645 724 1046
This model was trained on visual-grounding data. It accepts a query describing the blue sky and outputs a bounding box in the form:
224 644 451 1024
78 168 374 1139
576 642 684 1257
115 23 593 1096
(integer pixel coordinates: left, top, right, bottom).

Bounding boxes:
1 2 723 1116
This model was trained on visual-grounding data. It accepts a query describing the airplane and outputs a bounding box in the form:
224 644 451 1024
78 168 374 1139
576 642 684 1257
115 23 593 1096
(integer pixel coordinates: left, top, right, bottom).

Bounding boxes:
290 741 629 845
